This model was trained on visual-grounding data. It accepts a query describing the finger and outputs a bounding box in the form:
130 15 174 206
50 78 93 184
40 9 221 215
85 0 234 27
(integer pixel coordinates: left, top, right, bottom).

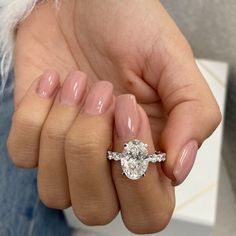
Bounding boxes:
145 39 221 185
7 70 60 168
112 94 175 234
38 71 87 209
65 81 119 225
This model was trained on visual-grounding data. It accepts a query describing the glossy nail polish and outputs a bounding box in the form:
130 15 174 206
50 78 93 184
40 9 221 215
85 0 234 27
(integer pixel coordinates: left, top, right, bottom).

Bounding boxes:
36 70 60 98
173 140 198 186
115 94 139 139
84 81 113 114
60 71 87 106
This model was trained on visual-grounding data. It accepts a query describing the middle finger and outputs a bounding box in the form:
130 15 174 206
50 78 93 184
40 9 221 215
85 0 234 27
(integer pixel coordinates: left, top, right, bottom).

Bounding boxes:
65 81 119 225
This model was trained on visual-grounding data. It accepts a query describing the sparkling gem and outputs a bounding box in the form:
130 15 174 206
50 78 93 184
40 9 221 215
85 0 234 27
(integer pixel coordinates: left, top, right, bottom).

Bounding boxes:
148 153 166 162
121 140 149 180
107 151 122 161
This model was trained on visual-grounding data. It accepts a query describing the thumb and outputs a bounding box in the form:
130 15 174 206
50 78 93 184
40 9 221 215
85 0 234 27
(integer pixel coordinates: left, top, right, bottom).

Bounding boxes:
148 52 221 186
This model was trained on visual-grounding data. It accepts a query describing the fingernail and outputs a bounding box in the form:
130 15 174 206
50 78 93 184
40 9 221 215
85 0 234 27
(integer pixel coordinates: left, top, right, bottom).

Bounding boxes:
172 140 198 186
36 70 60 98
60 71 87 106
115 94 139 139
84 81 113 115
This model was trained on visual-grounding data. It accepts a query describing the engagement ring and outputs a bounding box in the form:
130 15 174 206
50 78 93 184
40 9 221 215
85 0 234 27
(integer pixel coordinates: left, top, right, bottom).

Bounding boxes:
107 139 166 180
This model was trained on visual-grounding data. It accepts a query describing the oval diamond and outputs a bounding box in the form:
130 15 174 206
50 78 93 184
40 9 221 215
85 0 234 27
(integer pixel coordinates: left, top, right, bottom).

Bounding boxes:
121 140 149 180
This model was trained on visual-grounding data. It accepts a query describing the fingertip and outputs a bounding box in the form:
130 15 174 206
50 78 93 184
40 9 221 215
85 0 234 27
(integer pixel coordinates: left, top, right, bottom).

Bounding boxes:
59 70 88 106
161 139 199 186
115 94 138 141
36 70 60 98
83 81 114 115
14 70 61 114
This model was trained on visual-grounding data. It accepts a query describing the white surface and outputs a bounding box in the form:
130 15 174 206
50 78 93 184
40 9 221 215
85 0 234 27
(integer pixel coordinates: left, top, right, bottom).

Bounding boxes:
65 59 229 236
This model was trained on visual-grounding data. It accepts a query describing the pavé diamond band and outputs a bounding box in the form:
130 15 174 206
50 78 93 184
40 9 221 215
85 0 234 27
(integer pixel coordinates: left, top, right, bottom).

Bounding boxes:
107 139 166 180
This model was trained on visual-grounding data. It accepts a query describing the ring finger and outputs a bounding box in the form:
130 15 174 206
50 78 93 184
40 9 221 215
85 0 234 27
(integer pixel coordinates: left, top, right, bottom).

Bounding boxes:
111 94 175 234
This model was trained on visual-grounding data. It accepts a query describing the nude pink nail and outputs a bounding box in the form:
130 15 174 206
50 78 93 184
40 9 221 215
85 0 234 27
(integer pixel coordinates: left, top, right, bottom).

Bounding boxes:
36 70 60 98
173 140 198 186
84 81 113 115
115 94 139 139
60 71 87 106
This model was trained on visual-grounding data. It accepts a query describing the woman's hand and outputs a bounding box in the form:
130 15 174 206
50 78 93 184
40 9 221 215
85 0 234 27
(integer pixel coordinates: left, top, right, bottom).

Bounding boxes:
10 0 221 233
14 0 221 184
8 70 174 233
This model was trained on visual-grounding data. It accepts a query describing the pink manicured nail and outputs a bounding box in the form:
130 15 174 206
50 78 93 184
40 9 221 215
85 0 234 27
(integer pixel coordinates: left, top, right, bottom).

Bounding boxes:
36 70 60 98
60 71 87 106
84 81 113 114
173 140 198 186
115 94 139 139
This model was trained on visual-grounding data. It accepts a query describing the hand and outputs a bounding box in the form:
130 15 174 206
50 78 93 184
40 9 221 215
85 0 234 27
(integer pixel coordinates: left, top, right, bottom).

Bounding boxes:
10 0 221 233
8 70 174 234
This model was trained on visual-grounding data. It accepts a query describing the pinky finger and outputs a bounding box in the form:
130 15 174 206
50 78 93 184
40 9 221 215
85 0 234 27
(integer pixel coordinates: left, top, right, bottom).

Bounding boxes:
7 70 60 168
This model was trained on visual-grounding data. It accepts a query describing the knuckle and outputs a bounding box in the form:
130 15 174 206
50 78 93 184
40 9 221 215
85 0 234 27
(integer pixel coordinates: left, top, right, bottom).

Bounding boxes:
6 111 43 168
124 204 174 234
73 204 117 226
182 41 194 58
77 138 101 156
42 124 66 143
7 136 38 168
65 131 103 160
125 215 170 234
13 111 42 133
9 153 37 168
165 34 194 62
39 188 70 210
176 37 194 59
212 105 222 128
203 102 222 131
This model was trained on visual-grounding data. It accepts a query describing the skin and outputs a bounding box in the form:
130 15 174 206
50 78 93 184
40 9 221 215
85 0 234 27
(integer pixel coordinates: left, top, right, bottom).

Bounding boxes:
7 0 221 234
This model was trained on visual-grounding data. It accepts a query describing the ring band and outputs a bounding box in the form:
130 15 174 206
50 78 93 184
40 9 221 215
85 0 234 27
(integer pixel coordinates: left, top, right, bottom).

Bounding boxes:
107 139 166 180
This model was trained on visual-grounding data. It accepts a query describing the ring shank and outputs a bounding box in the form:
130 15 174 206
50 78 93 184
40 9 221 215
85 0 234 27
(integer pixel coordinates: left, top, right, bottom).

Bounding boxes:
107 151 166 163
